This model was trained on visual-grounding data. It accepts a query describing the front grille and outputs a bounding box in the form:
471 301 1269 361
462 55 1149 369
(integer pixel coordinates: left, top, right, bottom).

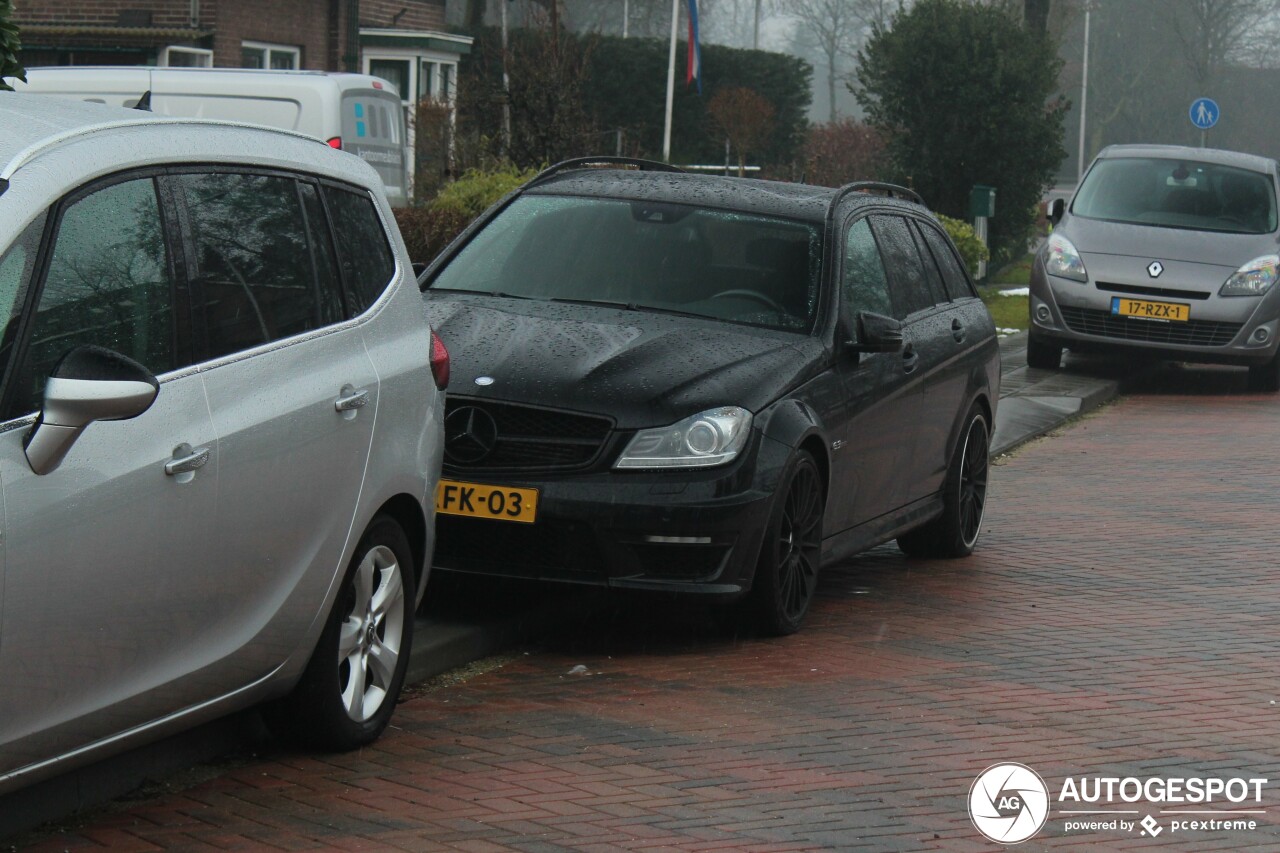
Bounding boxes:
1097 281 1211 301
444 397 613 472
1060 306 1241 346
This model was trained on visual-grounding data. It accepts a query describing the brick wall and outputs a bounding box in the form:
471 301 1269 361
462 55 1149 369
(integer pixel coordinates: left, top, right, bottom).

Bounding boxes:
360 0 443 31
212 0 336 68
15 0 201 29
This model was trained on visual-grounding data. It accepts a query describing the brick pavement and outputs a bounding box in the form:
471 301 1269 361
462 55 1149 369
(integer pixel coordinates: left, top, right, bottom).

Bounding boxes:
16 366 1280 851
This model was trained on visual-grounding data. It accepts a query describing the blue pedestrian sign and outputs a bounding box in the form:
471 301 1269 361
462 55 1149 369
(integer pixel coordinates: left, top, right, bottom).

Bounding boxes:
1189 97 1219 130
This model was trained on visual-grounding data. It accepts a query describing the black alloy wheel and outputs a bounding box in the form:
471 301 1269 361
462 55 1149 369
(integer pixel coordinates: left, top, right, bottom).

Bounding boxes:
748 451 825 636
898 405 990 558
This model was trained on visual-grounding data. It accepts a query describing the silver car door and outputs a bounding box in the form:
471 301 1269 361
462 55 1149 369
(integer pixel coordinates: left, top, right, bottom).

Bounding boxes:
177 173 381 676
0 176 220 779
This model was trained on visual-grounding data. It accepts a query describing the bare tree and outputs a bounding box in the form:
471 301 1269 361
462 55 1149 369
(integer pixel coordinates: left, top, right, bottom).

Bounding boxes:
1171 0 1280 83
789 0 899 123
707 86 776 175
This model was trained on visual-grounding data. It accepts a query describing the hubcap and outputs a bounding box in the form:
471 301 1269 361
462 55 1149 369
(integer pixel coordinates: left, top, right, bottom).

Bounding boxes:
777 463 823 623
958 417 990 547
336 545 406 723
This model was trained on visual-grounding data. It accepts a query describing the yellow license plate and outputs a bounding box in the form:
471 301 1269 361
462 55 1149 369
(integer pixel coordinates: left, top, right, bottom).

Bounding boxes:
1111 297 1190 322
435 479 538 524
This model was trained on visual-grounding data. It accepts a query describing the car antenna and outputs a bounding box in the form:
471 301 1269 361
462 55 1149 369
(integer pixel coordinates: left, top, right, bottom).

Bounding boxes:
134 91 153 112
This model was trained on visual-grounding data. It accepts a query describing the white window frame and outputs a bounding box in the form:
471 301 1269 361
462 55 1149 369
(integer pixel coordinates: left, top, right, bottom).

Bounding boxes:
159 46 213 67
241 41 301 70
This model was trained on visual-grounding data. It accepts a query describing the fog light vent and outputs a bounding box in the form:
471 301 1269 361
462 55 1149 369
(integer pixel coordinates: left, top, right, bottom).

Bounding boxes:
1035 304 1052 322
1254 327 1270 343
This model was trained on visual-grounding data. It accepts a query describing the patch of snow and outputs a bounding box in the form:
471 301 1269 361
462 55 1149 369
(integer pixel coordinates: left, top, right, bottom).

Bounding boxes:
998 287 1030 297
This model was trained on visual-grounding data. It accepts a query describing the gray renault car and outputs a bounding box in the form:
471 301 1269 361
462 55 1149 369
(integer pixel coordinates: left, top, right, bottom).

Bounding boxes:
1029 144 1280 390
0 94 446 794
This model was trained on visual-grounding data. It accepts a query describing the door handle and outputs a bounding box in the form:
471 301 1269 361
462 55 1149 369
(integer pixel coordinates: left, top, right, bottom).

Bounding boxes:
902 343 919 373
952 318 965 342
335 386 370 413
165 444 210 476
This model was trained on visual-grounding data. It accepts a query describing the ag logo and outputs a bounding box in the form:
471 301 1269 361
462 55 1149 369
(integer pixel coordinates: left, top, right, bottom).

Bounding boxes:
969 763 1050 844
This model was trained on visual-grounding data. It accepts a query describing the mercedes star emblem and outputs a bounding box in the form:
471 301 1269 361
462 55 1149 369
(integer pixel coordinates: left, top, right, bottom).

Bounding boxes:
444 406 499 464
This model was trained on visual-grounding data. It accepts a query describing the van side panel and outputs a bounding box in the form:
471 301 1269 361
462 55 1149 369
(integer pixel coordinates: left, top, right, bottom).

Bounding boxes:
151 94 303 129
340 90 408 207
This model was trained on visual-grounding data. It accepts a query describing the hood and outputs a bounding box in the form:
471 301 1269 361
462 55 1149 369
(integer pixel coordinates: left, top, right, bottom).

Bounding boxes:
424 294 824 429
1062 214 1279 268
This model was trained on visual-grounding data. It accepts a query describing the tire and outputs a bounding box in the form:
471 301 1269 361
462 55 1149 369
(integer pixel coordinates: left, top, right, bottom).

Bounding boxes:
1247 352 1280 392
1026 333 1062 370
746 450 825 636
897 405 990 559
265 515 416 750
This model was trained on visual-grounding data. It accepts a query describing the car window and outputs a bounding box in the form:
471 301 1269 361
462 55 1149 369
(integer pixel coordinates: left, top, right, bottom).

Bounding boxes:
918 222 976 300
429 194 822 334
323 185 396 316
299 182 346 326
869 215 934 319
179 173 332 360
0 215 46 393
9 179 175 417
841 218 894 327
1073 157 1278 234
908 221 950 305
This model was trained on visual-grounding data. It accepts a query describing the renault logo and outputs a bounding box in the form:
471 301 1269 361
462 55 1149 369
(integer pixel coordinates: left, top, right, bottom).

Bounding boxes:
1147 261 1164 278
444 406 499 464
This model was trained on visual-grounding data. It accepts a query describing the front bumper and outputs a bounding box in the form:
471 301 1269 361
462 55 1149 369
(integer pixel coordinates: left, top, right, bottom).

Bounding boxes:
431 431 790 597
1029 258 1280 365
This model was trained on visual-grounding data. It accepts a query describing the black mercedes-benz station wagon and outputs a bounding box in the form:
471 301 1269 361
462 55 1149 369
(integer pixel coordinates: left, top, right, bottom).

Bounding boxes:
422 158 1000 634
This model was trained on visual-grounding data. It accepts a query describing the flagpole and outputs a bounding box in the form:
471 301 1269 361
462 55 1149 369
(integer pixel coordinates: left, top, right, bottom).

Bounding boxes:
662 0 679 163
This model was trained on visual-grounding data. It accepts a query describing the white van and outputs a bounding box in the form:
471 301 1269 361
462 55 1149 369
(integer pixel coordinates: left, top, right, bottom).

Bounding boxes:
12 67 410 206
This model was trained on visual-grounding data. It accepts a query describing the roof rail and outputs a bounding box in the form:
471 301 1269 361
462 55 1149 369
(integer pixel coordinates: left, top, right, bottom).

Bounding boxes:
832 181 924 208
524 156 685 191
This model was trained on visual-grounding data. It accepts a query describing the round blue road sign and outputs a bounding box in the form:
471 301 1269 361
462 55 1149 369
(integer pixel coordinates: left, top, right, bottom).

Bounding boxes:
1190 97 1219 130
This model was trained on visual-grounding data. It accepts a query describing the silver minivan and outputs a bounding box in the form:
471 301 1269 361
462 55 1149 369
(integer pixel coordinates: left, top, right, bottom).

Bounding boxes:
0 94 446 794
1030 144 1280 390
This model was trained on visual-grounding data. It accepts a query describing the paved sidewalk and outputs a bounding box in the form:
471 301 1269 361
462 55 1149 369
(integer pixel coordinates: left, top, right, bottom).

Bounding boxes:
0 332 1137 841
12 364 1280 850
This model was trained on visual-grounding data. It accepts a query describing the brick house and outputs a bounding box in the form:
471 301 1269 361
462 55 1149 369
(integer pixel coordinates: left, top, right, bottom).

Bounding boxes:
13 0 470 113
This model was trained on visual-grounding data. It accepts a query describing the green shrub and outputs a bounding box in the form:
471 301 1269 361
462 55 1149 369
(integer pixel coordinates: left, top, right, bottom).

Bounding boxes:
431 164 540 219
0 0 25 91
936 213 990 277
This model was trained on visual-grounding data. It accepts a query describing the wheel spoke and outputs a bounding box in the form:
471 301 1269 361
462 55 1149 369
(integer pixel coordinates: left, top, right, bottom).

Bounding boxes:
352 554 375 616
367 636 398 690
370 561 404 620
337 617 363 660
342 654 368 719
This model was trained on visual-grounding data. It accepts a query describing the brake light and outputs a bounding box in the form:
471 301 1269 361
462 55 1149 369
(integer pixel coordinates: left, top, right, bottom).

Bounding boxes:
430 331 450 390
326 136 342 149
372 81 384 89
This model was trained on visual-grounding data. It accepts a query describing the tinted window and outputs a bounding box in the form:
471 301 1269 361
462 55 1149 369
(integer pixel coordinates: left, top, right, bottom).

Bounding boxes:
919 222 975 300
299 182 346 326
430 195 822 333
13 179 174 416
870 215 933 319
841 218 894 325
0 215 46 395
1073 157 1278 234
180 173 330 360
909 221 949 305
324 185 396 316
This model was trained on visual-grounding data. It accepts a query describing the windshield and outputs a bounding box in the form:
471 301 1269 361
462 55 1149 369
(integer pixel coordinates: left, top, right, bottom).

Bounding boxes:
1072 157 1278 235
429 195 823 334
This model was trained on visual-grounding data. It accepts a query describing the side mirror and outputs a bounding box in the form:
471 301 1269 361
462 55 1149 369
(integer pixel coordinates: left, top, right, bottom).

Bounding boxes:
25 345 159 475
845 312 904 355
1048 198 1066 226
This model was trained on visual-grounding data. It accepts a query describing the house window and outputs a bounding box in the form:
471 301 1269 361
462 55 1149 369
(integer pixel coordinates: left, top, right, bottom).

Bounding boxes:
160 46 213 67
369 59 410 100
241 41 300 70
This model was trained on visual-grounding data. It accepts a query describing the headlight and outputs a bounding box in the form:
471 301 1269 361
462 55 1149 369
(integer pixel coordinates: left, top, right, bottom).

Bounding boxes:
1220 255 1280 297
1044 233 1088 282
614 406 752 469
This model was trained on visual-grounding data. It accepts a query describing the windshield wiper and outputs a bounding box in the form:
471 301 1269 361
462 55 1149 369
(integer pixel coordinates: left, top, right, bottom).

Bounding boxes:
548 297 706 319
432 288 534 300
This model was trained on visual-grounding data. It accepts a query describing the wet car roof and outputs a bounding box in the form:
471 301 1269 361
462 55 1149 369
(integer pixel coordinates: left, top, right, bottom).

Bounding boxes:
528 170 844 223
1098 144 1278 175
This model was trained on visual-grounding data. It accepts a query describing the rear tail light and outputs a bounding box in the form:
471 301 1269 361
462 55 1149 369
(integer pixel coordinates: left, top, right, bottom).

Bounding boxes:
326 136 343 149
430 331 450 390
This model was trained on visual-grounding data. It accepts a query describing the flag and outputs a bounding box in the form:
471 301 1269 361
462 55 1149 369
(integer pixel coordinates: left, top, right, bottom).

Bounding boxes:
685 0 702 94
